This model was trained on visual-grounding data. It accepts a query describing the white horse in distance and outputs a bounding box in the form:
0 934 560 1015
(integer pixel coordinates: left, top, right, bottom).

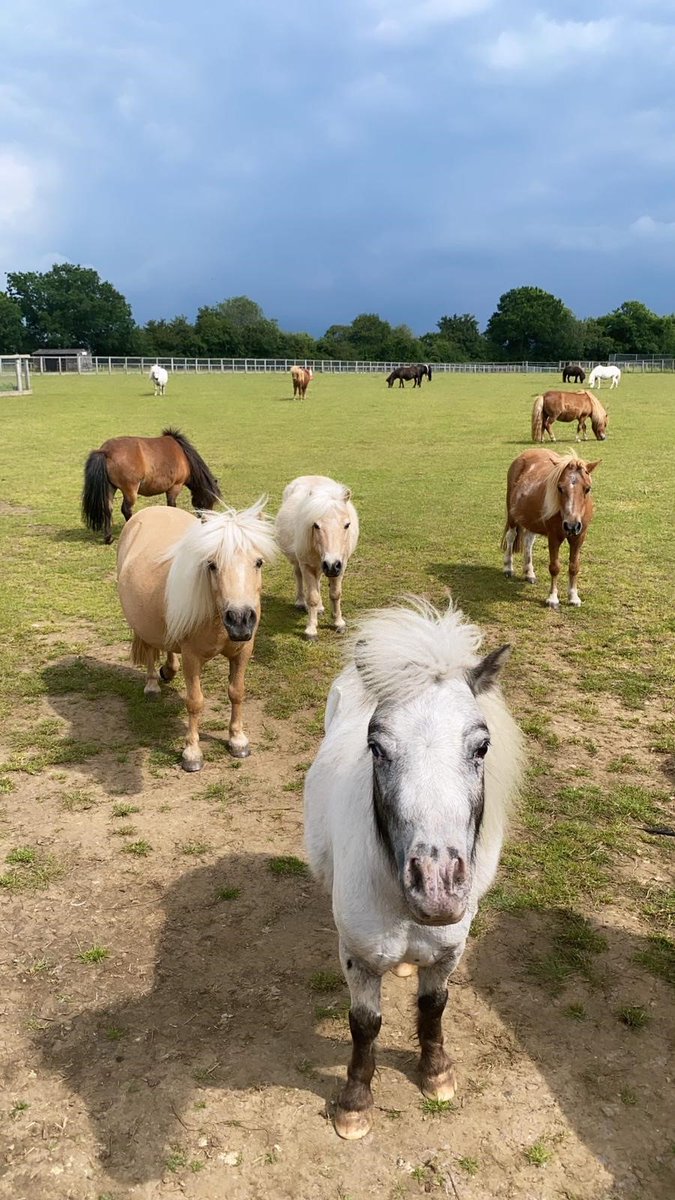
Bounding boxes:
150 363 169 395
304 599 524 1138
275 475 359 640
588 364 621 389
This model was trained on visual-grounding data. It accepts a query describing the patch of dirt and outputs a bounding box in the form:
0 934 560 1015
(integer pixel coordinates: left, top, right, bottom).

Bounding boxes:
0 499 32 515
1 649 673 1200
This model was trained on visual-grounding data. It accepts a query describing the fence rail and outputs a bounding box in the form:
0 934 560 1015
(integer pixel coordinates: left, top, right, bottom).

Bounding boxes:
4 355 675 377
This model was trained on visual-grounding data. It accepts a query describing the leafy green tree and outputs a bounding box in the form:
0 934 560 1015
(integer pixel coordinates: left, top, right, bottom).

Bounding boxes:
486 286 581 361
434 313 486 361
316 324 357 359
0 292 26 353
6 263 135 353
141 316 204 357
195 296 282 357
596 301 669 355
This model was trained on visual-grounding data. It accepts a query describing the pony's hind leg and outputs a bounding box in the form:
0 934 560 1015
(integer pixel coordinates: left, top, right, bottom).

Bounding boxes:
181 648 205 771
546 533 563 608
523 532 537 583
417 949 464 1101
293 562 307 610
329 573 346 632
301 565 322 639
166 484 181 507
143 648 161 696
120 486 138 522
503 526 518 577
159 651 180 683
334 945 382 1141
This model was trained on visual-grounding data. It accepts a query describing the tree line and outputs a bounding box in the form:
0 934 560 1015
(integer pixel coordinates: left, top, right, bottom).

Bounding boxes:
2 263 675 362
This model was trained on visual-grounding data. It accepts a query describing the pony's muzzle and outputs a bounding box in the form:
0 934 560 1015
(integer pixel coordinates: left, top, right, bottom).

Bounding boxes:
223 605 257 642
402 848 469 926
322 559 342 578
563 519 583 536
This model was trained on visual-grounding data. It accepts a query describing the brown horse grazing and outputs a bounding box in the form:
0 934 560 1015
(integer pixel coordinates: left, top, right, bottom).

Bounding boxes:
532 390 608 443
291 365 314 398
562 363 585 383
502 449 600 608
386 364 432 388
82 428 221 544
116 500 277 770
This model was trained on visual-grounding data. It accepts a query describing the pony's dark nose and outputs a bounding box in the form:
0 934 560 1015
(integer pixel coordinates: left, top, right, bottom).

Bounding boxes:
402 847 469 925
563 520 583 536
322 559 342 578
223 606 257 642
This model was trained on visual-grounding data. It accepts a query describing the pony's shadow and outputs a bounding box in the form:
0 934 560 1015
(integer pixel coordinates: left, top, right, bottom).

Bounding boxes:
33 855 417 1184
428 561 527 621
51 527 102 544
470 911 674 1197
42 658 187 796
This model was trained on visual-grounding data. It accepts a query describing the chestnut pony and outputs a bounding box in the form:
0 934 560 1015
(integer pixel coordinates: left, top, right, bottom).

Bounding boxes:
532 390 608 443
502 449 600 607
82 427 221 544
291 366 314 398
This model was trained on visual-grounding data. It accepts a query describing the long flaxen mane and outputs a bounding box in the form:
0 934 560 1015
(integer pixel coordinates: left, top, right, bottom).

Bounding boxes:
541 452 591 521
162 498 277 643
586 391 608 432
295 481 359 561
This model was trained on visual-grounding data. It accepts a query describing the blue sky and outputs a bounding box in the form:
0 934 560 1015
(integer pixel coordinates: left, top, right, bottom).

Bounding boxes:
2 0 675 334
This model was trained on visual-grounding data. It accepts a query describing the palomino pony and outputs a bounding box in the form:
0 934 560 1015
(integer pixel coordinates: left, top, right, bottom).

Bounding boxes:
503 449 600 607
150 363 169 395
291 365 314 398
82 428 221 544
304 598 524 1139
532 390 608 442
386 364 432 388
275 475 359 639
588 364 621 389
562 363 585 383
116 500 277 770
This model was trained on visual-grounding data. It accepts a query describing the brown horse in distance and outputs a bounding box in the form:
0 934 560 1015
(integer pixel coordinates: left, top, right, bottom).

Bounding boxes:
562 363 585 383
82 428 221 544
291 365 314 398
502 449 600 607
532 390 608 443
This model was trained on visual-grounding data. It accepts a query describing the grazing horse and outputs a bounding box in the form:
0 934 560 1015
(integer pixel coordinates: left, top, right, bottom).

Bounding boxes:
562 363 585 383
532 390 608 442
150 363 169 395
116 501 277 770
275 475 359 640
304 598 524 1139
291 365 314 398
502 449 600 607
588 364 621 389
386 364 432 389
82 428 221 544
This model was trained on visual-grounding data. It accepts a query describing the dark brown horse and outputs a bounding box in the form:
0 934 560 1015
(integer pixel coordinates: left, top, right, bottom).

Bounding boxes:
502 449 600 608
386 364 432 389
82 428 221 544
562 363 585 383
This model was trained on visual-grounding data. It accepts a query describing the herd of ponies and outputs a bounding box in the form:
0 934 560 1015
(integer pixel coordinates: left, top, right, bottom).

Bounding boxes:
76 360 611 1138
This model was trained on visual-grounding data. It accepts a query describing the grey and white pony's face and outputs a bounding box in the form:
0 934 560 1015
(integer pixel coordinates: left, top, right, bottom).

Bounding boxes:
366 649 508 926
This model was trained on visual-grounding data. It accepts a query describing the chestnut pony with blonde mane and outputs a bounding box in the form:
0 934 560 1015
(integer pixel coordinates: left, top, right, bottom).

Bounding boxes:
290 365 314 398
532 390 608 443
117 500 276 770
502 449 600 608
276 475 359 639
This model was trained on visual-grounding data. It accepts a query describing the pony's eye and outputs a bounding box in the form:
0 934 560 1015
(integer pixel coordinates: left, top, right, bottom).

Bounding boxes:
207 561 217 572
313 522 320 531
255 558 263 569
558 485 563 493
584 486 591 495
368 740 385 761
473 739 490 762
344 521 350 529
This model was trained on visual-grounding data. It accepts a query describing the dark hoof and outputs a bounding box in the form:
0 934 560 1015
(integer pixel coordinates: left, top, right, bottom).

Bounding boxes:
104 536 113 545
181 758 203 773
159 666 173 682
303 632 318 642
226 741 251 759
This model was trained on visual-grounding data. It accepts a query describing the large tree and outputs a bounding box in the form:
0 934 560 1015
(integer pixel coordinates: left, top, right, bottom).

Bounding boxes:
6 263 136 353
430 313 486 361
596 300 670 356
195 296 283 357
486 286 581 361
0 293 26 353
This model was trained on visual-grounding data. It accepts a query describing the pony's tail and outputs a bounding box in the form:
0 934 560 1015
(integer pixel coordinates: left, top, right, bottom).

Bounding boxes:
531 396 544 442
131 633 157 670
163 428 222 511
427 364 433 381
81 450 110 532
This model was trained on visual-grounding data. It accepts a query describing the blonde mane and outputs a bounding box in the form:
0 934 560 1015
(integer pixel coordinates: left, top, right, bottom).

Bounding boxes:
163 498 277 643
541 453 589 521
348 597 484 707
294 480 359 562
587 392 608 427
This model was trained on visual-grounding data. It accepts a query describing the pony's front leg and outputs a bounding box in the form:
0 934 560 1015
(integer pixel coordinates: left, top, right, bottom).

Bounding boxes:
523 532 537 583
329 573 346 632
546 534 563 608
293 562 306 609
417 949 463 1101
300 566 322 639
181 648 205 771
567 531 586 606
334 947 382 1141
225 645 253 758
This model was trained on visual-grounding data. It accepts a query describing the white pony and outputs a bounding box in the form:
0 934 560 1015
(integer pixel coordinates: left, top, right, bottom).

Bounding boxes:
304 599 524 1139
588 364 621 389
275 475 359 640
150 363 169 395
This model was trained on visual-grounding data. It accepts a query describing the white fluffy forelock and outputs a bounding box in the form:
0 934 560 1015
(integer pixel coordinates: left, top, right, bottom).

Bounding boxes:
348 597 484 706
163 497 277 643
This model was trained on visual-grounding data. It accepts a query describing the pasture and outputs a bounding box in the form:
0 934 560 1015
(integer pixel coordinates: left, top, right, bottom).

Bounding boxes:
0 371 673 1200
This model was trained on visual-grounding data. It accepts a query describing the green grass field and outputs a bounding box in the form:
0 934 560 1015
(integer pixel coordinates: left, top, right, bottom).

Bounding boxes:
1 370 673 923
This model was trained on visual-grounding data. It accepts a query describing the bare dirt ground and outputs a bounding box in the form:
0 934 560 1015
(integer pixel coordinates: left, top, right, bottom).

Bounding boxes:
1 631 673 1200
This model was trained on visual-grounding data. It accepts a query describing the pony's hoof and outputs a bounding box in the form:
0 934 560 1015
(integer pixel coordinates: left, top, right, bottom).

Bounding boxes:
569 597 582 608
334 623 347 635
303 631 318 642
421 1067 457 1102
104 535 113 545
391 962 416 979
181 755 204 773
227 740 250 759
158 666 174 683
503 569 514 579
143 684 161 698
525 575 537 585
545 598 560 609
334 1106 372 1141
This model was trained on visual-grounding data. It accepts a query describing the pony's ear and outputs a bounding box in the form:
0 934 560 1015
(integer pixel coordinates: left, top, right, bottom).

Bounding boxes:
467 644 511 695
585 460 601 473
343 487 352 502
